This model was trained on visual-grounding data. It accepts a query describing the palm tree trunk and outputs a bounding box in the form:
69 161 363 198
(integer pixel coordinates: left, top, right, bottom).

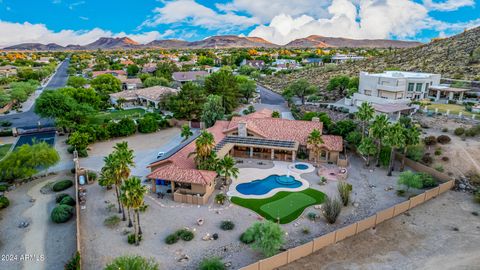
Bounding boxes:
127 207 133 227
115 186 122 214
133 209 139 246
375 141 382 167
387 147 395 176
366 155 370 167
400 147 407 172
362 122 365 140
137 210 142 235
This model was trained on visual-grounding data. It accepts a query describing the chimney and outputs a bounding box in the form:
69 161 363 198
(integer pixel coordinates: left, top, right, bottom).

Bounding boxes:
311 117 320 122
238 121 247 137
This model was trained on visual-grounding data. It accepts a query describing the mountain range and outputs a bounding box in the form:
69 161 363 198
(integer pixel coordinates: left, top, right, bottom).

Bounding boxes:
2 35 421 51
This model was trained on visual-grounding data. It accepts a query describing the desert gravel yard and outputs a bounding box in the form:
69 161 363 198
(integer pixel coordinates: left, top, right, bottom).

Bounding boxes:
80 155 422 270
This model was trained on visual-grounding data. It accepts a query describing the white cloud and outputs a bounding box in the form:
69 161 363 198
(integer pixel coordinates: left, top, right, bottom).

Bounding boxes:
0 21 174 47
141 0 259 30
423 0 475 11
248 0 480 45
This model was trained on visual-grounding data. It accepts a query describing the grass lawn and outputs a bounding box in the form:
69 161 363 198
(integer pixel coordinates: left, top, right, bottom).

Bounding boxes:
0 144 12 160
426 104 477 116
231 188 326 224
90 108 146 124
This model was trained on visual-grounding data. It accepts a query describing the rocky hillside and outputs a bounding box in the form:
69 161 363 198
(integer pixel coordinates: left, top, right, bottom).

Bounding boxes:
261 27 480 94
285 35 421 48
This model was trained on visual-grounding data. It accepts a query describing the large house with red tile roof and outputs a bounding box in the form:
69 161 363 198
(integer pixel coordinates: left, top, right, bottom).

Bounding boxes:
147 109 344 205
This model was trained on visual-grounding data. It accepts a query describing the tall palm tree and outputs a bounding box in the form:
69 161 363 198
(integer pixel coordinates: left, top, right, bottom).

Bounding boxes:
370 114 389 167
120 178 135 228
112 142 135 221
307 129 324 163
217 155 239 185
400 126 420 171
384 123 406 176
101 154 123 214
127 177 148 246
180 124 193 141
358 137 377 167
189 130 216 168
356 102 375 139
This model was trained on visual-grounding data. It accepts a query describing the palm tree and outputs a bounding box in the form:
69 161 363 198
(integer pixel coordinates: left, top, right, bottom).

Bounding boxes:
400 126 420 171
358 137 377 167
112 142 135 221
180 124 193 141
126 177 148 246
307 129 324 163
217 155 239 185
120 178 135 228
101 154 123 214
370 114 389 167
356 102 375 139
384 123 406 176
189 130 216 168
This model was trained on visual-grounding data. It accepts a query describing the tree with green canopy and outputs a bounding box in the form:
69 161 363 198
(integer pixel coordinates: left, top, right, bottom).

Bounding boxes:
358 137 377 167
204 69 240 113
201 95 225 128
237 75 256 103
356 102 375 139
370 114 389 167
384 123 406 176
180 124 193 141
67 76 88 88
284 79 317 105
217 155 239 185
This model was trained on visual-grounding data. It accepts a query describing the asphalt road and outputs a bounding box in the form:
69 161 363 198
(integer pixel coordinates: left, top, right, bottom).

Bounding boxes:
257 84 286 105
0 59 70 128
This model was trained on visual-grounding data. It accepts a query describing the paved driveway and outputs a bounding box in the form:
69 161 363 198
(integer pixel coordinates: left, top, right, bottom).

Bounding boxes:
257 84 286 105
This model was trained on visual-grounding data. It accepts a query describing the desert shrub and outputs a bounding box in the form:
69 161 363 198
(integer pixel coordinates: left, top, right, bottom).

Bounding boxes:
442 128 449 132
220 220 235 231
105 255 159 270
52 180 73 192
0 184 9 192
240 229 255 244
0 196 10 209
406 144 425 162
51 204 74 223
398 171 423 192
465 128 478 137
322 197 342 224
442 156 450 162
475 191 480 204
307 212 318 221
437 135 451 144
418 173 438 188
421 154 433 165
396 189 406 196
55 193 70 203
454 127 465 136
242 221 285 257
434 148 442 156
64 251 80 270
302 227 310 234
434 164 444 172
424 136 437 146
165 234 179 245
175 229 194 241
104 215 121 228
215 193 227 205
337 182 352 206
467 171 480 185
87 171 97 181
127 233 142 245
199 257 225 270
59 195 76 206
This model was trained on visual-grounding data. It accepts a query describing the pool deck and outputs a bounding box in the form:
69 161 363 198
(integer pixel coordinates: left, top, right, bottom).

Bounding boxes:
227 161 314 199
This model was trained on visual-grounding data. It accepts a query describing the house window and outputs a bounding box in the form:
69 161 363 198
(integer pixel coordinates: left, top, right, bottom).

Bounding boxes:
416 83 423 92
408 83 415 92
425 83 429 92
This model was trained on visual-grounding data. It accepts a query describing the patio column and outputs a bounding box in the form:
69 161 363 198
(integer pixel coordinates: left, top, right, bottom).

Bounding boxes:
249 147 253 158
151 179 156 193
271 149 275 160
292 151 296 162
436 90 441 101
448 92 454 100
459 92 464 101
397 111 401 121
170 181 175 192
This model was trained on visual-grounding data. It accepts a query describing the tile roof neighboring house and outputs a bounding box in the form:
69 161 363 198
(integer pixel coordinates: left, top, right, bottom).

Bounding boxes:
172 71 209 82
142 63 157 73
92 70 127 78
147 163 217 185
109 86 178 102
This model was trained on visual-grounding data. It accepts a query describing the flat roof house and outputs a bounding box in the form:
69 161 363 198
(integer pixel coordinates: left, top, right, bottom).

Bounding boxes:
147 109 344 205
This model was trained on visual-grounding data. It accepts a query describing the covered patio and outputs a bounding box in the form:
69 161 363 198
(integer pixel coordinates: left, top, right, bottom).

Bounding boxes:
428 85 469 102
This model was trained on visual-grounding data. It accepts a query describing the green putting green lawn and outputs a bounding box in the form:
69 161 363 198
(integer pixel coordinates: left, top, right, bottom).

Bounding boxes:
90 108 147 124
0 144 12 160
231 188 326 224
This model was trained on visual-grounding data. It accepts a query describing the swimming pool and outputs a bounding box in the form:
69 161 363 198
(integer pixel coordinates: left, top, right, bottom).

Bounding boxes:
294 163 309 170
236 175 302 196
14 132 56 150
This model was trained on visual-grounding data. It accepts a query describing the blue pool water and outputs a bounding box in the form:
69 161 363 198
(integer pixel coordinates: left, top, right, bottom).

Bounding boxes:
236 175 302 196
294 164 309 170
14 132 56 150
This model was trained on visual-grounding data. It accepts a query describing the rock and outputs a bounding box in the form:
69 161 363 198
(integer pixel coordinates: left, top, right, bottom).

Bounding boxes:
314 205 321 209
18 221 29 228
225 262 232 268
202 233 212 241
29 198 36 203
197 218 204 226
369 184 376 188
177 254 189 263
213 233 219 240
353 202 359 207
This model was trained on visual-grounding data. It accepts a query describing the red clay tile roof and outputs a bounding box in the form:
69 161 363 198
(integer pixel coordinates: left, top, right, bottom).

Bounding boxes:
147 163 217 185
318 135 344 152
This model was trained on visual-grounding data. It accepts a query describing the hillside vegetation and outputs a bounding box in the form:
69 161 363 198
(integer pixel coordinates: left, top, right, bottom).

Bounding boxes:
261 27 480 93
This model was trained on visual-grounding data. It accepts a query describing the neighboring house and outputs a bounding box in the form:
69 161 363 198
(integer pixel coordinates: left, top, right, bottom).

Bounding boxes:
142 63 157 74
35 57 53 64
240 59 265 69
273 59 299 71
0 65 18 77
302 58 323 66
91 70 127 78
172 71 209 84
120 77 142 90
331 54 365 64
109 86 178 109
121 59 135 66
147 109 344 205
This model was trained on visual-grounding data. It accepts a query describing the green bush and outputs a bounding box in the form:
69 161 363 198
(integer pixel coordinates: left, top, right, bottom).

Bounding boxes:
475 191 480 204
465 128 478 137
87 171 97 181
51 204 74 223
55 193 70 203
307 212 318 221
437 135 451 144
220 220 235 231
454 127 465 136
424 136 437 146
418 173 438 188
322 197 342 224
215 193 227 205
199 257 225 270
434 164 444 172
52 180 73 192
240 229 255 244
434 148 442 156
104 215 121 228
379 146 391 167
0 184 8 192
337 182 352 206
175 229 194 241
0 196 10 209
105 255 159 270
127 233 142 245
406 145 424 162
243 221 285 257
165 234 179 245
59 195 76 206
64 251 81 270
137 116 158 133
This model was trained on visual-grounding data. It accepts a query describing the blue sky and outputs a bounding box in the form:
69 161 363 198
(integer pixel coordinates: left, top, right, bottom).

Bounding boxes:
0 0 479 46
